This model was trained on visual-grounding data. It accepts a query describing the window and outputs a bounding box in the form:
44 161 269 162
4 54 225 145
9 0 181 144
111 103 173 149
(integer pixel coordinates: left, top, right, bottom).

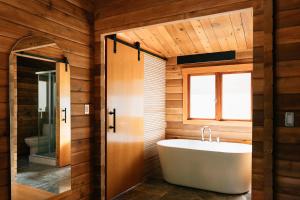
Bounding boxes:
182 64 252 125
222 73 251 120
190 75 215 119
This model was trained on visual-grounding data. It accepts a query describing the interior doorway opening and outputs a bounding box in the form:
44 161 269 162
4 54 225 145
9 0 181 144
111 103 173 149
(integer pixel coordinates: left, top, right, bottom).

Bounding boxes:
101 8 253 200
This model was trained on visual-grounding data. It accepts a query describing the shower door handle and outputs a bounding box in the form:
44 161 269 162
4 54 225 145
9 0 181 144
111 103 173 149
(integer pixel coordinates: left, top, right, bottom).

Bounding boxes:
62 108 67 123
108 108 116 133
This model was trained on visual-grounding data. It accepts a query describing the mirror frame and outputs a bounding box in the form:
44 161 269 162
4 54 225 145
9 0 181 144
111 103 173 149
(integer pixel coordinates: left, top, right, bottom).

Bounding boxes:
9 36 72 197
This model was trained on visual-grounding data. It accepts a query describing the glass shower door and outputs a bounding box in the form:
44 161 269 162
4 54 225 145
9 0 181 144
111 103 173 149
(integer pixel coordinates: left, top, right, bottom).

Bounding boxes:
37 71 56 158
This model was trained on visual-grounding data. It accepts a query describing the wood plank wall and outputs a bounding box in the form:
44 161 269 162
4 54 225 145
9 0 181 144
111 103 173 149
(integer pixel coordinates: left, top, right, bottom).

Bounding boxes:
0 0 95 199
252 0 265 198
165 56 253 144
275 1 300 199
17 57 55 157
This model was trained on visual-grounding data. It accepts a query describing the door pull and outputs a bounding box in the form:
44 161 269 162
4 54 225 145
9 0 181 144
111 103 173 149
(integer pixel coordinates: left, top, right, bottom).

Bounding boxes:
108 108 116 133
62 108 67 123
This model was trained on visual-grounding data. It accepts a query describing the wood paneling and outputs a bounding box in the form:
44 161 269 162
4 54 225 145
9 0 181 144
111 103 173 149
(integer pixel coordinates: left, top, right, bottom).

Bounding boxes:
117 9 253 57
275 1 300 199
0 0 94 199
262 0 274 199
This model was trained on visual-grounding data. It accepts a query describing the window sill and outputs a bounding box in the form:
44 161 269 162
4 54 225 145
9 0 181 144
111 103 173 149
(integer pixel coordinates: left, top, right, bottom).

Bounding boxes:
183 119 252 127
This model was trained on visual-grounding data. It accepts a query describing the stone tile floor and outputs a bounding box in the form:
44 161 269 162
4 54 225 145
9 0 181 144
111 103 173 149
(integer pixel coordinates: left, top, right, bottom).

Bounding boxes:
16 157 71 194
115 178 251 200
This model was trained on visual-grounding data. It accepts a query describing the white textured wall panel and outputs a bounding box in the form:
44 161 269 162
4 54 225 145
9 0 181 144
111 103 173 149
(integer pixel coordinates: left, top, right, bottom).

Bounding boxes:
144 54 166 178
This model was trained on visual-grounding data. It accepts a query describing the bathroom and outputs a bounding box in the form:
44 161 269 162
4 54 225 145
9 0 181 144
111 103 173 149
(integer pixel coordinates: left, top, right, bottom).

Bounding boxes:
3 0 299 199
103 8 253 200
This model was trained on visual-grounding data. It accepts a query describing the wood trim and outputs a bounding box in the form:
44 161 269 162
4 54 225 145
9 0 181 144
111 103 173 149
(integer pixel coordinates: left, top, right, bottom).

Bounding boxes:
182 64 253 125
178 58 253 68
182 72 189 124
263 0 275 199
104 35 108 200
9 53 17 184
216 73 222 121
14 53 58 63
182 119 252 127
182 63 253 75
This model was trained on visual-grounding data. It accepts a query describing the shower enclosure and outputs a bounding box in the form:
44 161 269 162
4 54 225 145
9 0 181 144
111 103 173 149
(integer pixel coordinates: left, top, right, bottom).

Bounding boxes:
36 70 56 158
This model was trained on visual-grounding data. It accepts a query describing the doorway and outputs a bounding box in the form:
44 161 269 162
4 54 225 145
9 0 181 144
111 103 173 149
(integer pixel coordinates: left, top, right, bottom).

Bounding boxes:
103 8 253 200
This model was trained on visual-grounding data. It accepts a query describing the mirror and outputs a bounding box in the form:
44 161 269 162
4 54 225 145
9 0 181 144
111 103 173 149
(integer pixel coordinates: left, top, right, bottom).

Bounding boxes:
10 37 71 199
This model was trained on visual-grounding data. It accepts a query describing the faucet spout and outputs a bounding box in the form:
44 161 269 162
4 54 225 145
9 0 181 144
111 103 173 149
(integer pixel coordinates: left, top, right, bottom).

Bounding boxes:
201 127 205 141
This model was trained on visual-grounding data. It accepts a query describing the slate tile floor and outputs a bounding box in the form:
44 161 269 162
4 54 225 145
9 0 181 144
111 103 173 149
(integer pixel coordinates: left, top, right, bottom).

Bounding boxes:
115 178 251 200
16 157 71 194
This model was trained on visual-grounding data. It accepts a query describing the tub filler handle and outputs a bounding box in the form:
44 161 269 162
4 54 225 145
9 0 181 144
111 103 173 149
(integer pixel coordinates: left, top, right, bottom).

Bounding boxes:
108 108 116 133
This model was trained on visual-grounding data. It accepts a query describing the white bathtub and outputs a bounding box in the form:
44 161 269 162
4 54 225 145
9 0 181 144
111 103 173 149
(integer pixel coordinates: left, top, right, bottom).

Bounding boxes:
157 139 252 194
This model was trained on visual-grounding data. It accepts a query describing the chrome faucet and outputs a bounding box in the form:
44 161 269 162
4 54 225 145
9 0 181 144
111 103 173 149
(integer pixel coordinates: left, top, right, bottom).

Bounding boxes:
201 126 212 142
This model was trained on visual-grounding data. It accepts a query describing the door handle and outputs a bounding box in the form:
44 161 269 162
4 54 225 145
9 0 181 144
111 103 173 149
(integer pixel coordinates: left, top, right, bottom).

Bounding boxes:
108 108 116 133
62 108 67 123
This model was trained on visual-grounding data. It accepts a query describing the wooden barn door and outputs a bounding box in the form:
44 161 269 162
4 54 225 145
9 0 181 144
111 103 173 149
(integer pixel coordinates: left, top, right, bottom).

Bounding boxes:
56 62 71 167
106 38 144 199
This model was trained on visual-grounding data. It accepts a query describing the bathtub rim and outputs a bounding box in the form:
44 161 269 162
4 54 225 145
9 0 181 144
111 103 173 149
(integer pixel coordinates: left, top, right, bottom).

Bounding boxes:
157 139 252 154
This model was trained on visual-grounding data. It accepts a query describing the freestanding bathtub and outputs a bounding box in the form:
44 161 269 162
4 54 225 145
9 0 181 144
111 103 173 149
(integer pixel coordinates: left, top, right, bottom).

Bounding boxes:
157 139 252 194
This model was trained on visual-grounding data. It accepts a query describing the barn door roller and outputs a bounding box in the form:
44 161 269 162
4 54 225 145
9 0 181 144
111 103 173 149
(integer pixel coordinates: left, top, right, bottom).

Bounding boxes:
135 42 141 61
63 56 69 72
113 34 117 53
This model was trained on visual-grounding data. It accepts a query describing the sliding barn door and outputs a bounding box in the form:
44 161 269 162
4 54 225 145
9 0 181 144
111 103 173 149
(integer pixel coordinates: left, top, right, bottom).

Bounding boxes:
106 38 144 199
56 62 71 167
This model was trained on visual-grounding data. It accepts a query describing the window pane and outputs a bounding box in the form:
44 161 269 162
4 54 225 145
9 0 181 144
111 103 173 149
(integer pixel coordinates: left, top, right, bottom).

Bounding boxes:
190 75 215 119
222 73 251 120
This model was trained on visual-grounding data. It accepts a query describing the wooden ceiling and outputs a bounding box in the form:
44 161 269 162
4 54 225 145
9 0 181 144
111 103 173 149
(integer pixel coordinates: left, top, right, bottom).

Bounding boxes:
117 9 253 58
